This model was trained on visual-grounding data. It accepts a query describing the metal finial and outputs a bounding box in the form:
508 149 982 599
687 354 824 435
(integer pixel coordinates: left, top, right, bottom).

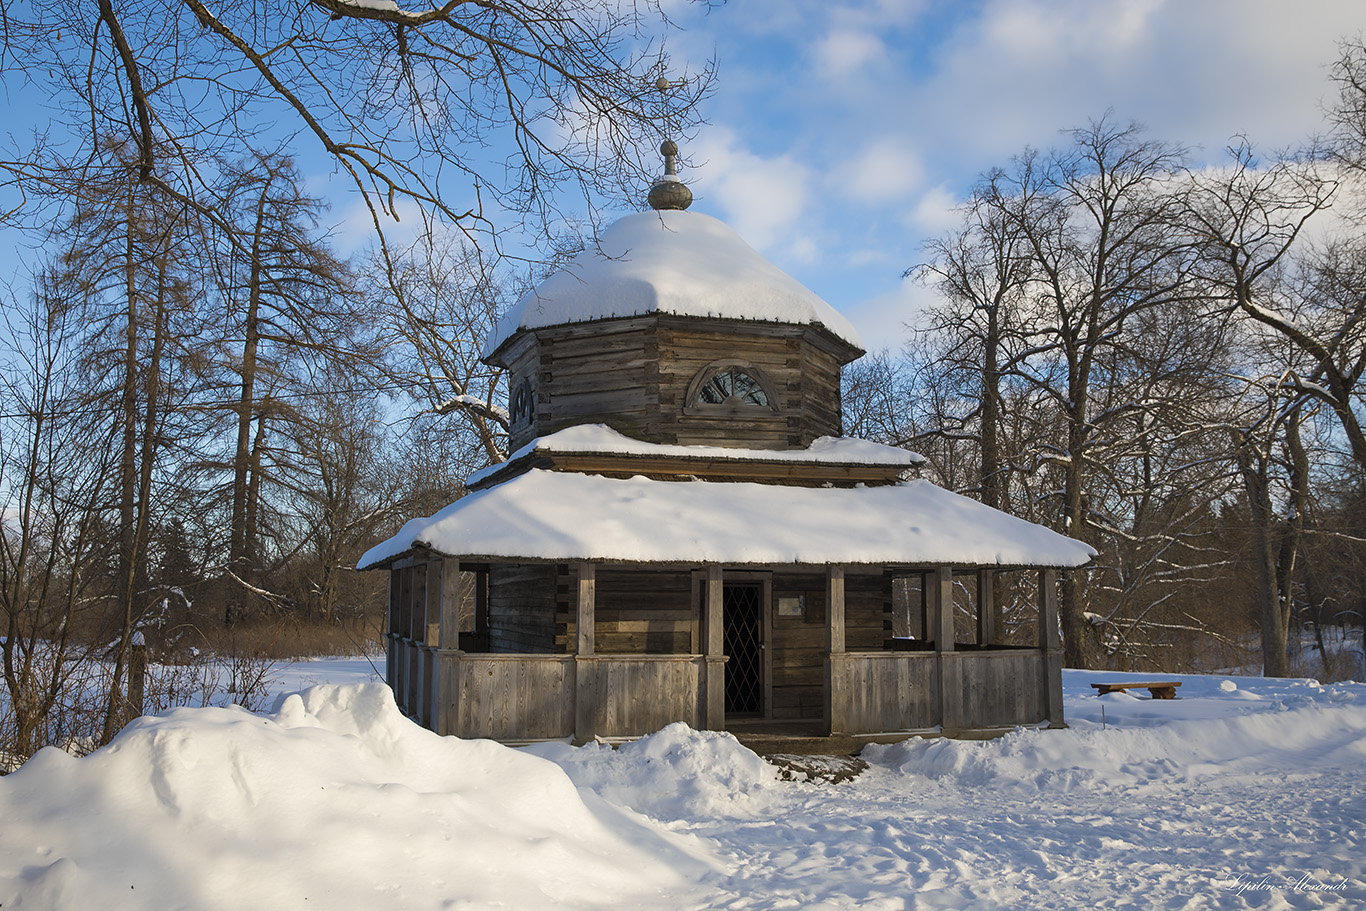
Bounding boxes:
647 77 691 210
647 138 693 211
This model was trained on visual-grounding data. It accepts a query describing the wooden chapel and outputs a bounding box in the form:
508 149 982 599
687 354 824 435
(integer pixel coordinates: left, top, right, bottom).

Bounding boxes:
360 142 1095 744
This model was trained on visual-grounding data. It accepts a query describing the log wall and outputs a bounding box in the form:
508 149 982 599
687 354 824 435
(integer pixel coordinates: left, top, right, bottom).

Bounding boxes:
504 316 852 452
769 570 891 720
557 567 695 654
487 563 558 653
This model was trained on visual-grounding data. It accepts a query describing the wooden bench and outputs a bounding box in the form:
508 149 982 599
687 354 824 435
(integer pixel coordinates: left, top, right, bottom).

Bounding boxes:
1091 681 1181 699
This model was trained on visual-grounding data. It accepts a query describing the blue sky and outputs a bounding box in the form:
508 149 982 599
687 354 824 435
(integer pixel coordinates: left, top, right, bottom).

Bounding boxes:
5 1 1366 356
622 0 1366 350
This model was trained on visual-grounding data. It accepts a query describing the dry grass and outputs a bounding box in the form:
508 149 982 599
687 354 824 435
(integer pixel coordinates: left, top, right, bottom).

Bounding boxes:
161 614 384 661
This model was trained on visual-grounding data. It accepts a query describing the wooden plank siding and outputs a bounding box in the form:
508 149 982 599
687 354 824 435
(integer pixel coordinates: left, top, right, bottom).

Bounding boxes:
487 563 558 653
829 652 940 733
455 654 576 741
582 656 705 738
388 561 1063 741
828 649 1046 735
770 570 890 720
414 651 705 742
558 567 695 655
941 649 1047 730
504 316 852 452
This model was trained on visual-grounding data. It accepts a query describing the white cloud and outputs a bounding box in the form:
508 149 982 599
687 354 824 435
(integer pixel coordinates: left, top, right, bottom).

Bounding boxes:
838 136 925 205
840 274 937 351
921 0 1366 165
815 29 888 77
689 125 815 253
979 0 1162 65
905 184 962 235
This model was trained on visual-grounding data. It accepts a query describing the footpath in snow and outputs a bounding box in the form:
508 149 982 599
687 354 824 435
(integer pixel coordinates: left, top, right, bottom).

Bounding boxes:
0 667 1362 910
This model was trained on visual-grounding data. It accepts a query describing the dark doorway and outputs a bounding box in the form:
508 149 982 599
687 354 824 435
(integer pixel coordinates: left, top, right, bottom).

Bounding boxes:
723 583 763 715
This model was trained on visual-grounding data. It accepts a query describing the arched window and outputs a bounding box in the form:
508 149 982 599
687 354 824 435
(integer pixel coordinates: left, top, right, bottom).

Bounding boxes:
510 378 533 427
685 360 780 413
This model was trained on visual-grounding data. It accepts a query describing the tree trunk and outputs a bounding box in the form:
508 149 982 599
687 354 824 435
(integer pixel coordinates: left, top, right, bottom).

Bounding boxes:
979 310 1003 512
226 182 270 627
103 186 141 744
1058 401 1098 668
1232 424 1300 678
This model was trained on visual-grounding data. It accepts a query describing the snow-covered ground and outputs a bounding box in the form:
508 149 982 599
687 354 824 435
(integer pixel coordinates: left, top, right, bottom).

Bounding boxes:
1 665 1362 910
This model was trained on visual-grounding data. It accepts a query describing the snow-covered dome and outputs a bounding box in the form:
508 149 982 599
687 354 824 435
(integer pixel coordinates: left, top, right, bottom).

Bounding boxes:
484 210 864 358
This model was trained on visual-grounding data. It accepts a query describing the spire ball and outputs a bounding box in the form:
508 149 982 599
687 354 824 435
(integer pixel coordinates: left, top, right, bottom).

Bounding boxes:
647 137 692 211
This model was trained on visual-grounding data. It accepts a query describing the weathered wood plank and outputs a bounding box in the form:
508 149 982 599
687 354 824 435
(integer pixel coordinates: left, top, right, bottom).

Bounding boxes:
586 656 704 738
1039 568 1064 727
977 569 997 646
930 566 954 652
704 566 725 729
829 652 939 733
456 655 575 740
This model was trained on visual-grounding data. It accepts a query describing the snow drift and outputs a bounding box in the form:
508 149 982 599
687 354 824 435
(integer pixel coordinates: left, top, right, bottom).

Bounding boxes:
0 683 711 911
524 723 780 821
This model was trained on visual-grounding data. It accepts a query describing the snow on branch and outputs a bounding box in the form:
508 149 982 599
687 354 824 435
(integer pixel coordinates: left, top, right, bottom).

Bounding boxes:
434 394 511 430
309 0 468 24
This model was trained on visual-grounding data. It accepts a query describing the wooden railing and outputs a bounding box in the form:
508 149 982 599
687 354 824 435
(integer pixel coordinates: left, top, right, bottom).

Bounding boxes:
390 635 1054 741
829 648 1047 735
387 636 706 742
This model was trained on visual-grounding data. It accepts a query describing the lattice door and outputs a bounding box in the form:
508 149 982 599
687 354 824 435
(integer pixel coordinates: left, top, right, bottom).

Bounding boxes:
723 584 763 715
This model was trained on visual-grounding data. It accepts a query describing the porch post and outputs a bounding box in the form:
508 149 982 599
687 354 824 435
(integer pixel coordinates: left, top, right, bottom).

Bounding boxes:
930 566 961 732
414 558 439 727
386 569 398 699
474 567 489 650
930 566 954 651
574 562 598 743
432 558 466 737
824 564 847 735
976 569 997 646
1038 568 1065 727
406 564 424 719
703 565 725 730
392 566 410 714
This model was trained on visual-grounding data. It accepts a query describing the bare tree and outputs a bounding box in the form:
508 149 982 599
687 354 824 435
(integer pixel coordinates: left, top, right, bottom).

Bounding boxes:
913 190 1034 511
376 231 521 468
1183 140 1341 674
280 376 399 625
203 155 364 626
6 0 711 254
0 276 118 762
49 158 214 741
972 118 1200 667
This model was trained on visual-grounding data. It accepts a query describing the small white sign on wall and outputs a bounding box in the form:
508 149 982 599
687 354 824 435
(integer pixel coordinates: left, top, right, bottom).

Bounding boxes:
777 595 805 618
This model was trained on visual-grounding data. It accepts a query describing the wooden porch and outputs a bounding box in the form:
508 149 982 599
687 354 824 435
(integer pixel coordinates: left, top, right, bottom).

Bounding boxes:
385 557 1066 744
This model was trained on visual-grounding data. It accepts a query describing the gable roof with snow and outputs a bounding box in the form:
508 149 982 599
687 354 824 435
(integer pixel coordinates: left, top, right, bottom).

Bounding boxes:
484 210 864 360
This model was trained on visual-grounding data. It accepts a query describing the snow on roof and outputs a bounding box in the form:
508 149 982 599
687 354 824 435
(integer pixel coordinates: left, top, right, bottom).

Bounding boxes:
359 470 1096 570
484 210 865 356
466 424 926 486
